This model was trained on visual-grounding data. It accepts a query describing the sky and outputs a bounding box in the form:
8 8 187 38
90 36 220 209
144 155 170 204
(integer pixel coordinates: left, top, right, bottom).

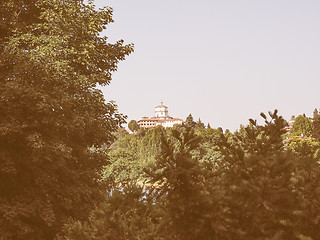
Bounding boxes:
96 0 320 131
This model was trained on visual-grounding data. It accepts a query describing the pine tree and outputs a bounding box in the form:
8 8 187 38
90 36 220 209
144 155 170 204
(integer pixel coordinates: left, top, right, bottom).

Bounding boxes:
185 113 195 128
313 108 319 119
145 129 214 239
197 118 205 129
313 108 320 141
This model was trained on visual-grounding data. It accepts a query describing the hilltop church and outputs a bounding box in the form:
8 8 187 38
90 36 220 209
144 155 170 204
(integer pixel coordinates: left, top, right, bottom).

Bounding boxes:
138 101 183 128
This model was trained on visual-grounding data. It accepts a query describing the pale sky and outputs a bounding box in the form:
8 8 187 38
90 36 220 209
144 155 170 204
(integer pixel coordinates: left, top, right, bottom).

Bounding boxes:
96 0 320 131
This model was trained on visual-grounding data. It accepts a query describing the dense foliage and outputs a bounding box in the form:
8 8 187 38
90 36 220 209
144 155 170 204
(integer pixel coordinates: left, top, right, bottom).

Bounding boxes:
128 120 140 132
60 111 320 240
2 1 320 240
290 115 313 137
0 0 133 239
57 187 157 240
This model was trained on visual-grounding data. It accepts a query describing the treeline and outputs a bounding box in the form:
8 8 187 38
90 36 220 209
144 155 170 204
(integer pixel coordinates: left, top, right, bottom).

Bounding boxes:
60 111 320 240
2 0 320 239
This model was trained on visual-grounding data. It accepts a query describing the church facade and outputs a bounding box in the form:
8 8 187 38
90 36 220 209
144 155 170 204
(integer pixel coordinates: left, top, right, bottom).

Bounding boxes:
138 101 183 128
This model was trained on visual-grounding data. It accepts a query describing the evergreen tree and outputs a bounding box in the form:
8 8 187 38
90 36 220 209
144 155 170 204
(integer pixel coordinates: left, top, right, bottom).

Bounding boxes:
197 118 205 129
185 113 195 128
139 126 166 165
313 108 319 119
313 108 320 141
216 111 320 239
145 129 214 239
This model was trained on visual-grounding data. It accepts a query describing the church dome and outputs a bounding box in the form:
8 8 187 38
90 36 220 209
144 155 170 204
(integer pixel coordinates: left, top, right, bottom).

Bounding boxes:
155 101 168 118
155 101 167 108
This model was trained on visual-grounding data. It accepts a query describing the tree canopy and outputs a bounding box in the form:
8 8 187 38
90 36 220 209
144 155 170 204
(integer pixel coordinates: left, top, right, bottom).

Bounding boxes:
128 120 140 132
2 1 320 239
290 115 313 137
0 0 133 238
60 111 320 240
185 113 195 128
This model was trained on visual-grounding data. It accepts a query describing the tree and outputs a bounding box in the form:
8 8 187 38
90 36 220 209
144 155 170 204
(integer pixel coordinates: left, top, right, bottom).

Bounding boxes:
288 136 320 158
128 120 140 132
196 118 205 129
290 115 313 137
102 134 141 188
0 0 133 239
215 111 320 239
313 108 320 141
196 127 223 164
103 125 166 188
139 125 166 165
313 109 319 119
145 129 215 239
136 127 147 138
57 186 158 240
57 111 320 239
185 113 195 128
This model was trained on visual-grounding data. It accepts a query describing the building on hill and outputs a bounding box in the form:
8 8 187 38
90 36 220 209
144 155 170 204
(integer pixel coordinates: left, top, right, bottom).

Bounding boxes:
138 101 183 128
